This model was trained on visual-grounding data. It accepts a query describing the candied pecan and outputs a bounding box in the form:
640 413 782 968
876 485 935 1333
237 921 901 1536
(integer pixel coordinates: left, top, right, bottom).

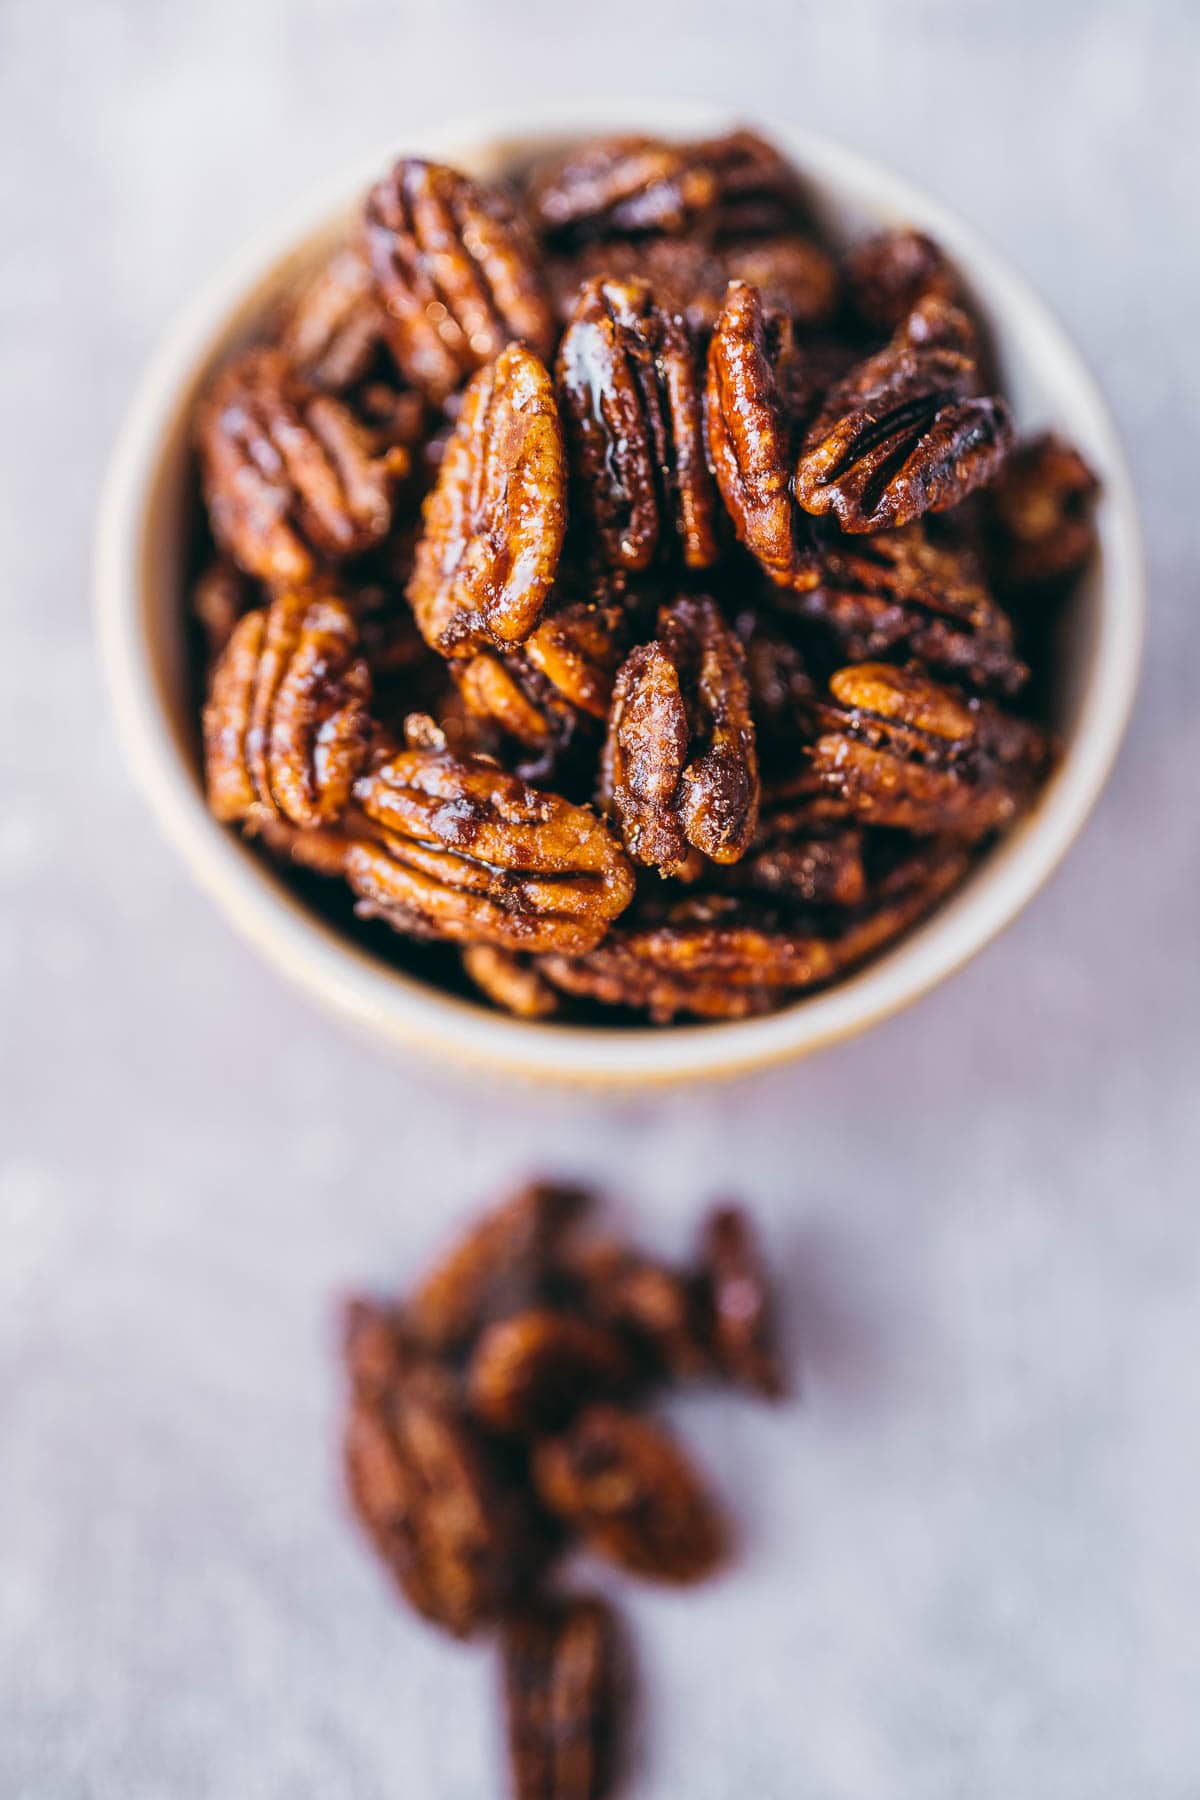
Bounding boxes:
362 159 553 400
533 1404 726 1581
343 738 635 953
699 1207 783 1398
706 282 815 588
844 227 958 334
408 344 567 655
736 611 820 766
529 135 719 243
725 796 867 908
523 589 631 720
203 587 372 829
557 278 719 573
555 1240 712 1382
462 945 560 1019
503 1598 619 1800
279 246 386 391
408 1182 591 1355
721 234 839 327
454 648 579 755
987 432 1099 593
810 661 1049 840
192 557 250 666
341 1295 410 1401
344 1359 524 1635
605 595 759 876
793 297 1015 532
786 523 1028 696
195 348 406 584
468 1309 634 1435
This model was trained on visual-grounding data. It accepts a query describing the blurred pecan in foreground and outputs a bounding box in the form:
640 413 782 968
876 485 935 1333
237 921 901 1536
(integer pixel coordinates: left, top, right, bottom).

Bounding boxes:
987 432 1099 594
195 348 406 585
203 587 372 829
554 1239 711 1382
503 1598 619 1800
362 159 553 400
700 1206 784 1397
469 1309 635 1435
605 595 760 876
408 344 567 655
557 276 719 572
461 945 560 1020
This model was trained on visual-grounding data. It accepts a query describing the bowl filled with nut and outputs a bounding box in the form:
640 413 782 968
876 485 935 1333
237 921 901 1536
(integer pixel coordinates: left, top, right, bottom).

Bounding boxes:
96 104 1144 1084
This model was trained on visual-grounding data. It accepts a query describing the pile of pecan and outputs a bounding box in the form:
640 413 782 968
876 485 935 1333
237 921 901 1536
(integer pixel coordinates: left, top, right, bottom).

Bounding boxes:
342 1181 781 1798
193 129 1098 1023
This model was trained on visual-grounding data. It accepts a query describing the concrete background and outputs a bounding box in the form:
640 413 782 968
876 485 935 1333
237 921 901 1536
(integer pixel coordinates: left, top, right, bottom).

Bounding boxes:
2 1 1198 1794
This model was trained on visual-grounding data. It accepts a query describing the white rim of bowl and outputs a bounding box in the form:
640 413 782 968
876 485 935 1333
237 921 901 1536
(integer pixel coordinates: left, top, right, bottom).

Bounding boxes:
94 102 1145 1086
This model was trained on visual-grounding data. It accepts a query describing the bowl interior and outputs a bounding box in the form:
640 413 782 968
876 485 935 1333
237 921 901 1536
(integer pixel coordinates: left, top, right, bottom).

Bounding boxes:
101 111 1143 1084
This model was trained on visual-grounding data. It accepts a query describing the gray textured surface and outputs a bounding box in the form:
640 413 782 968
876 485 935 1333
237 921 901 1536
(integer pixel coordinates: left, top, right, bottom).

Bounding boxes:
2 2 1198 1795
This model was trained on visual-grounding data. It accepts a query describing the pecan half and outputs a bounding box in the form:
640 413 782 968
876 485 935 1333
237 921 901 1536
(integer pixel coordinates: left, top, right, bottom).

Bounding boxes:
793 297 1015 532
605 595 759 876
723 796 867 908
699 1206 783 1397
529 134 719 243
362 159 553 400
344 738 635 954
195 348 405 584
533 1404 726 1582
844 227 958 334
706 281 815 588
408 344 567 655
503 1598 619 1800
279 246 386 391
462 945 560 1019
810 661 1049 839
986 432 1099 594
557 277 719 572
203 587 372 828
468 1309 634 1435
554 1240 712 1382
341 1295 410 1401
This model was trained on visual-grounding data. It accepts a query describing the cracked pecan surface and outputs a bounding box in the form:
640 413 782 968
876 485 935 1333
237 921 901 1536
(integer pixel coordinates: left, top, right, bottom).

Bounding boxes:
557 277 719 573
203 587 372 829
503 1598 619 1800
605 595 760 877
408 343 567 655
362 159 553 400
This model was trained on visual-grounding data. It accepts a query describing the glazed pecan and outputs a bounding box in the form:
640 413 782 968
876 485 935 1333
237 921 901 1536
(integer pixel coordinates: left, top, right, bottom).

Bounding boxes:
279 247 386 391
844 227 958 334
344 1358 524 1635
787 523 1028 696
503 1598 619 1800
341 1295 410 1402
725 794 867 908
555 1240 712 1382
343 737 635 953
203 587 372 829
699 1207 783 1398
529 135 719 242
810 662 1049 840
706 282 815 588
362 159 553 400
793 297 1015 532
987 432 1099 593
605 595 759 876
408 1182 590 1355
468 1309 634 1435
462 945 560 1019
408 344 567 655
557 277 719 572
195 348 406 585
192 557 250 666
533 1404 726 1582
454 648 579 757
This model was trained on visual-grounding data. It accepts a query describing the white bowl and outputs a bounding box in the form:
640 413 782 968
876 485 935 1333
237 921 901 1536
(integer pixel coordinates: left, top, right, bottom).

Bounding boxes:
95 103 1145 1086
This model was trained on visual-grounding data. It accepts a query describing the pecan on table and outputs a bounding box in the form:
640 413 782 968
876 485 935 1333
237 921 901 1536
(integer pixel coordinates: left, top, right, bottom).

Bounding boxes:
557 277 719 573
279 246 386 392
407 343 567 656
810 661 1049 840
502 1597 619 1800
468 1308 635 1435
706 281 816 589
793 296 1015 533
604 595 760 877
361 159 553 401
195 348 407 585
844 226 959 334
554 1239 712 1382
533 1403 726 1582
986 432 1099 594
461 945 560 1019
699 1206 784 1398
203 587 372 829
343 734 635 953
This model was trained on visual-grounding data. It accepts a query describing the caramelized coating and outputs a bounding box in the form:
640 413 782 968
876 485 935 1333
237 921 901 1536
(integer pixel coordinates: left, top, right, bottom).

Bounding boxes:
195 348 406 584
362 158 553 400
503 1598 619 1800
706 282 815 588
203 587 372 829
725 798 867 908
556 1240 712 1381
557 278 719 572
408 344 567 655
844 226 958 333
699 1206 783 1397
533 1404 726 1582
811 661 1049 840
605 595 759 877
794 298 1015 532
454 649 580 756
192 557 250 666
468 1309 634 1435
461 945 560 1019
279 246 386 391
344 737 635 953
987 432 1100 593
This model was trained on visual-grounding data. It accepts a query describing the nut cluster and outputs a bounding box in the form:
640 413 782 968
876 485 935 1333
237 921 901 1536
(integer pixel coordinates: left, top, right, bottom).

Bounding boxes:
192 130 1097 1024
341 1180 782 1798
